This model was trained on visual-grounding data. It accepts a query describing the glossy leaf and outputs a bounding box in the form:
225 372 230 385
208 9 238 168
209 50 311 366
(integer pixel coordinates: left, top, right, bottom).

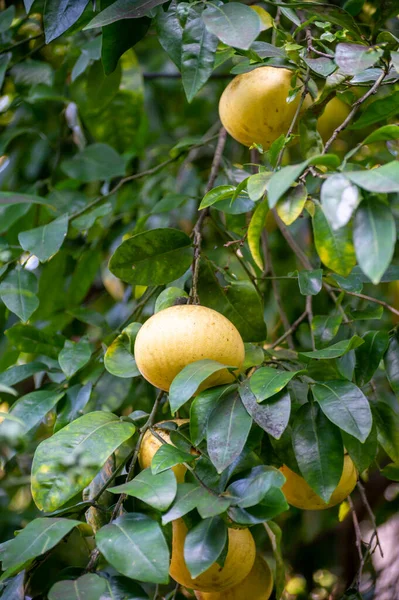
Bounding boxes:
151 443 195 475
154 287 188 312
48 574 108 600
250 367 301 403
1 390 64 435
342 425 378 473
346 162 399 194
61 143 126 182
202 3 262 51
353 199 396 285
0 362 47 387
44 0 90 43
104 323 141 378
109 467 177 511
292 402 344 502
351 94 399 130
298 269 323 296
18 215 68 263
247 198 268 269
313 203 356 276
355 331 389 386
190 384 234 446
58 338 92 379
385 334 399 396
155 0 183 69
86 0 168 27
0 268 39 322
276 183 307 226
162 483 200 524
207 390 252 473
321 174 361 230
31 411 135 511
199 185 236 210
311 315 342 348
109 228 192 285
239 380 290 440
184 516 227 578
96 513 169 583
335 43 383 75
227 465 285 508
374 401 399 463
300 336 363 359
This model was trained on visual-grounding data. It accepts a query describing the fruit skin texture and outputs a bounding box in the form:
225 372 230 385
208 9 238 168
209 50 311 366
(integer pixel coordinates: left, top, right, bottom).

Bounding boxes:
317 97 351 143
280 455 357 510
138 419 189 483
218 67 310 149
194 555 273 600
134 305 245 392
170 519 256 592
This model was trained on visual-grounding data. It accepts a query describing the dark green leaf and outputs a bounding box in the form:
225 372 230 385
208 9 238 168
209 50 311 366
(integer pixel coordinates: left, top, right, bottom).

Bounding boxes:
66 248 102 306
18 215 68 263
190 384 234 446
1 518 80 570
184 517 227 579
292 402 343 502
6 324 65 359
31 411 135 511
239 380 290 440
202 3 262 51
355 331 389 386
227 465 285 508
151 443 195 475
0 268 39 322
385 334 399 396
207 391 252 473
162 483 200 524
353 199 396 285
381 462 399 482
86 0 169 27
58 338 92 379
243 343 264 369
374 401 399 462
313 381 372 442
321 174 361 230
0 362 47 387
96 513 169 583
0 390 64 435
55 383 92 432
196 489 232 519
349 304 384 321
155 1 183 69
298 269 323 296
44 0 90 43
109 228 192 285
61 143 126 182
300 336 364 359
109 467 177 511
313 203 356 276
311 315 342 348
342 425 378 473
250 367 301 402
351 92 399 130
48 574 108 600
199 185 236 209
154 287 188 313
0 53 11 91
346 162 399 194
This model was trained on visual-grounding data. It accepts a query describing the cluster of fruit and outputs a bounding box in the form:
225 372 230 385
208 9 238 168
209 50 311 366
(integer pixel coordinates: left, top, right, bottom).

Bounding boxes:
134 305 357 598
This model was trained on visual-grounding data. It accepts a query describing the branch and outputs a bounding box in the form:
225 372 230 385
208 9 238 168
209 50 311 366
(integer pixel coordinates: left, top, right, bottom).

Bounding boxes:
143 72 233 80
330 287 399 318
269 310 308 349
357 480 384 559
189 127 227 304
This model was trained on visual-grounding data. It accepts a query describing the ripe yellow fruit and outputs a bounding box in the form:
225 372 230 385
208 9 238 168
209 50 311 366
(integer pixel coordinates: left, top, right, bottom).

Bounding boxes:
219 67 310 149
194 555 273 600
170 519 256 592
280 455 357 510
134 305 245 392
317 96 351 143
138 419 189 483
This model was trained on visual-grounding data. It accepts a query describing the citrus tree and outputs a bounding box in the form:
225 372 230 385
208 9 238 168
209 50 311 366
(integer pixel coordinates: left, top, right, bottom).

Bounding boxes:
0 0 398 599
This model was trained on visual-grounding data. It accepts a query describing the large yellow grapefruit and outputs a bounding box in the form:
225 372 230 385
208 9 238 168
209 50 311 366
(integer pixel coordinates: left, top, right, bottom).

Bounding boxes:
194 555 273 599
280 455 357 510
138 419 189 483
218 66 310 149
317 96 351 143
170 519 256 592
134 305 245 392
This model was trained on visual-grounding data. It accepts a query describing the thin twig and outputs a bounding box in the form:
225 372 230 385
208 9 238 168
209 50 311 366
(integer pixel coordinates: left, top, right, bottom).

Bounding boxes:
189 127 227 304
0 33 43 54
269 310 308 349
357 481 384 558
348 495 364 588
330 288 399 318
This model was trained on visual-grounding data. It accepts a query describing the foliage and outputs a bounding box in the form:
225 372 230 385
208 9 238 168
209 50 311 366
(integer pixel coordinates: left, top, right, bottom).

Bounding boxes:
0 1 398 599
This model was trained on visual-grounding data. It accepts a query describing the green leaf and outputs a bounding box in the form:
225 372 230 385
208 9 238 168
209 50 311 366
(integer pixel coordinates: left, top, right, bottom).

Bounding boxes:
104 323 141 378
196 489 232 519
362 124 399 145
202 3 262 51
1 518 80 570
162 483 200 524
374 401 399 462
264 522 285 600
247 172 272 202
181 5 218 103
385 334 399 396
300 336 364 359
207 390 252 473
48 574 108 600
109 467 177 511
298 269 323 296
276 183 307 226
190 384 234 446
151 443 195 475
355 331 389 386
313 381 372 442
58 338 92 379
346 162 399 194
86 0 169 27
71 202 112 231
351 92 399 130
0 362 47 387
184 517 227 578
96 513 169 583
321 175 361 230
54 383 92 433
311 315 342 348
0 204 31 234
0 6 14 33
198 263 267 343
109 228 192 285
0 53 11 92
61 143 126 182
243 343 264 369
169 359 236 414
239 380 290 440
199 185 236 209
351 265 399 284
335 43 383 75
313 203 356 276
18 215 68 263
250 367 302 403
268 162 307 209
155 287 188 312
342 426 378 473
6 324 65 359
66 248 102 307
292 402 343 503
381 462 399 482
31 411 135 511
0 390 64 435
0 268 39 322
247 197 268 270
227 465 285 508
353 199 396 285
44 0 90 43
155 0 183 69
349 304 383 320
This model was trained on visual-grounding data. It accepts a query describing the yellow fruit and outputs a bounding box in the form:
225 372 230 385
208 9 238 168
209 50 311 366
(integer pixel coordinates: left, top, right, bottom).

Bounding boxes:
170 519 256 592
138 419 189 483
317 96 351 143
194 555 273 600
280 455 357 510
134 305 245 392
219 67 310 149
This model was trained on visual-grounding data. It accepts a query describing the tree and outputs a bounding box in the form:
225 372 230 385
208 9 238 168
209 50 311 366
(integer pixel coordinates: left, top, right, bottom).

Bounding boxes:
0 0 398 599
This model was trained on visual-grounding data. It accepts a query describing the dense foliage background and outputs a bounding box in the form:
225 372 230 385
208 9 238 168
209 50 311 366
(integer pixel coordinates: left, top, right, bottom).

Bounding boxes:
0 0 398 598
